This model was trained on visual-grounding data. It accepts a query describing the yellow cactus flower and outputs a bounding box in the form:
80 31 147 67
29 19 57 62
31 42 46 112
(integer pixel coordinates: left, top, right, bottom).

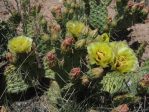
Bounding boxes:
110 41 138 73
8 35 33 53
96 33 110 42
87 42 114 68
66 20 85 37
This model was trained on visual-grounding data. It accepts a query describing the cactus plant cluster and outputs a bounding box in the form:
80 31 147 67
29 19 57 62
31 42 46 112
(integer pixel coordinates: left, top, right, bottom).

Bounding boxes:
0 0 149 111
84 0 148 36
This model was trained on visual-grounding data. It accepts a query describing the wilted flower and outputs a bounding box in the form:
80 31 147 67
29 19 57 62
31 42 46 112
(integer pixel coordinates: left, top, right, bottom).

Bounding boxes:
87 42 114 68
111 41 138 73
51 4 62 19
6 52 16 63
69 67 81 79
66 21 85 37
139 74 149 88
8 35 33 53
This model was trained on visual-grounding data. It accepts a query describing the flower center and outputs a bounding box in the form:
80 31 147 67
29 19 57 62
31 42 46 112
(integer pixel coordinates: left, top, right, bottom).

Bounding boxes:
96 51 105 60
116 56 126 68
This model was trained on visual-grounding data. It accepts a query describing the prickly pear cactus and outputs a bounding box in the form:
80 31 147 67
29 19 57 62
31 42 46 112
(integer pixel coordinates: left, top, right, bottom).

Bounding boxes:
101 59 149 95
4 65 29 94
111 0 148 32
87 0 112 33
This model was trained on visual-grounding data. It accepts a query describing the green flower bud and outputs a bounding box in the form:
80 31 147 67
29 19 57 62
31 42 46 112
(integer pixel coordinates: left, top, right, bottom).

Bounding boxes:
91 67 104 78
75 39 86 49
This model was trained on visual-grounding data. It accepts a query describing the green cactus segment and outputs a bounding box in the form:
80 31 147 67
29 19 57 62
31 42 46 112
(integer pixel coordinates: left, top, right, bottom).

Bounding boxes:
113 94 141 106
4 65 29 94
101 72 129 94
101 59 149 95
111 0 148 32
88 0 112 33
47 81 61 105
43 58 56 79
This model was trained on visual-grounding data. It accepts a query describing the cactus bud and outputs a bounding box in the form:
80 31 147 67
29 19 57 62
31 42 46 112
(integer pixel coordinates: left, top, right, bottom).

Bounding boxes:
139 74 149 88
91 67 104 78
40 17 47 27
75 39 86 49
127 1 134 9
141 8 149 17
6 52 16 63
51 5 62 19
112 104 129 112
81 76 89 86
71 3 75 8
111 20 117 28
75 4 80 9
69 67 81 79
40 33 50 41
131 3 140 12
63 7 69 14
139 2 145 9
61 37 75 52
88 29 98 38
103 25 109 32
82 26 90 35
69 9 74 14
51 32 59 41
45 51 57 68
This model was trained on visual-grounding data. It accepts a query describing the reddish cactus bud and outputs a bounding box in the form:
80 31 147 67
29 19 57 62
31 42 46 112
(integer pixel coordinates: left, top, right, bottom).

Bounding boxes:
139 2 145 9
6 52 16 63
63 37 75 46
45 51 57 68
69 67 81 79
127 1 134 9
61 37 75 52
140 74 149 88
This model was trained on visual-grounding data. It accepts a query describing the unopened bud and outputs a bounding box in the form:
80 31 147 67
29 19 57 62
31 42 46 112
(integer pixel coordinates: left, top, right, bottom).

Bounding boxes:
141 8 149 17
69 67 81 79
63 8 69 14
127 1 134 9
88 29 98 38
51 32 59 41
91 67 104 78
81 76 90 86
61 37 75 52
139 74 149 88
82 26 90 35
40 33 50 41
75 39 86 49
40 18 47 27
6 52 16 63
69 9 74 14
139 2 145 9
71 3 75 8
45 51 57 68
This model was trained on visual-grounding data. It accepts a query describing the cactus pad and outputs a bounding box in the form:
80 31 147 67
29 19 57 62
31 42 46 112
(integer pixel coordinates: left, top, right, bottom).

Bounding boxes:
4 65 29 94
